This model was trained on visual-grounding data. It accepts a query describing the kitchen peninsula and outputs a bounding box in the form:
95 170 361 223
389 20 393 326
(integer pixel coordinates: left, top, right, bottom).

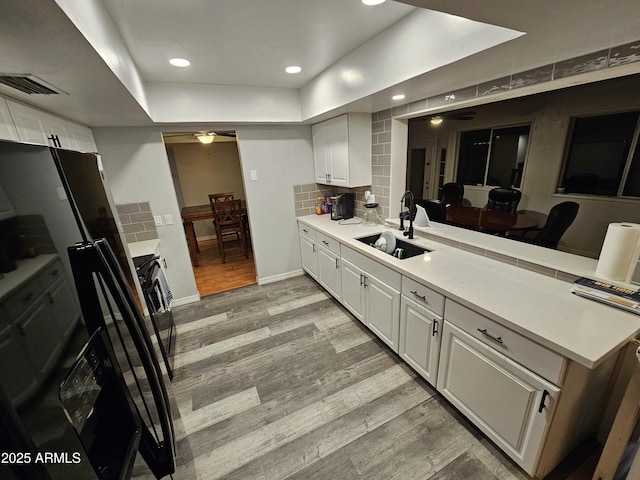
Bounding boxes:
297 214 640 478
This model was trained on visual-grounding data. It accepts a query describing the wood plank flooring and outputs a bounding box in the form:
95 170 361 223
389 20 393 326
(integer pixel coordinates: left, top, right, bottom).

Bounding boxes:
139 274 547 480
192 238 257 297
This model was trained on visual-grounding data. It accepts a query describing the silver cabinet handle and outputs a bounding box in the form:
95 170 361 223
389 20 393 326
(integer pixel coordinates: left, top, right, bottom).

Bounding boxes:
335 258 339 269
477 328 504 344
322 240 330 246
359 273 363 286
363 275 368 288
312 244 316 253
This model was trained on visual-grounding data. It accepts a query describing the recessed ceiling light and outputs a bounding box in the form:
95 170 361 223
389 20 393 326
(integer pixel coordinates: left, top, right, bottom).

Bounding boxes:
430 116 444 125
362 0 386 5
285 65 302 74
392 94 405 101
169 58 190 67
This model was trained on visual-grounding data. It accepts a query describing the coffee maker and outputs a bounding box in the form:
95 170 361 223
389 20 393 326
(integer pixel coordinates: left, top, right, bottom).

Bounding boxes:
330 193 354 221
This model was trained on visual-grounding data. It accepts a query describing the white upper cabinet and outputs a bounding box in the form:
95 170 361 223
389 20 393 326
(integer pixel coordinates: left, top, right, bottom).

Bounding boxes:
0 98 19 142
312 113 372 187
5 98 97 152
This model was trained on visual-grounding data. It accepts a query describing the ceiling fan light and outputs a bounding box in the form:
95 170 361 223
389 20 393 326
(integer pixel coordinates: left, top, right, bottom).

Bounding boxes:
430 116 444 125
196 132 216 144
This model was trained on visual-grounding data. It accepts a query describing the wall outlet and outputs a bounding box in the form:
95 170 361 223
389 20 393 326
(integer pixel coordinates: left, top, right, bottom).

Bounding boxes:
164 214 173 225
154 215 163 226
250 169 258 181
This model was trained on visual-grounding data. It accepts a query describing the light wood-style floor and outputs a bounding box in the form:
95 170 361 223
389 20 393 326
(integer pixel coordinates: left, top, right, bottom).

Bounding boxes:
192 238 257 297
140 274 557 480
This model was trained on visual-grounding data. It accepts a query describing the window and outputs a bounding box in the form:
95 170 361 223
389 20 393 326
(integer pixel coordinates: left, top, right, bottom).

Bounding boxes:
560 111 640 197
456 125 530 188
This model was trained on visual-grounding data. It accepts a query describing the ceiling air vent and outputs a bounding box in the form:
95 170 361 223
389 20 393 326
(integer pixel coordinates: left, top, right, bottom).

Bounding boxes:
0 74 66 95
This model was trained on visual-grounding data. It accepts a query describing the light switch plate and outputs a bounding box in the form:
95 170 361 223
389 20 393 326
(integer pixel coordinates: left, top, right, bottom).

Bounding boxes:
250 170 258 181
164 214 173 225
154 215 163 226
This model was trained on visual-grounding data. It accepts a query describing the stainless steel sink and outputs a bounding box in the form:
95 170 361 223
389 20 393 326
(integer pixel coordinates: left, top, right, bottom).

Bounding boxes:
356 234 432 259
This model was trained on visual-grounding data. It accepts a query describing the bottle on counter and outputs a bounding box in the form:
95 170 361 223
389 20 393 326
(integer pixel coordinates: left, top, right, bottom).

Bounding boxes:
316 196 324 215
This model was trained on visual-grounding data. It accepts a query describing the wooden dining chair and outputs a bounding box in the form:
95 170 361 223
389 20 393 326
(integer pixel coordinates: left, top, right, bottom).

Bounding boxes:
208 192 234 204
211 199 248 263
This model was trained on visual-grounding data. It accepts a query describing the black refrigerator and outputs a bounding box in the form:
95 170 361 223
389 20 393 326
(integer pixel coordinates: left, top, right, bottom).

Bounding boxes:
0 140 191 479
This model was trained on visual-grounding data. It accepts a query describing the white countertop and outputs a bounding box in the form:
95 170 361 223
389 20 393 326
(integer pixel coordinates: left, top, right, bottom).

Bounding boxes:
128 239 160 259
298 214 640 369
0 254 59 300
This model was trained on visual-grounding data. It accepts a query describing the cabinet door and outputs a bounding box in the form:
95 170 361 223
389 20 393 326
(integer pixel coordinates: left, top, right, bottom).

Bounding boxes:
18 298 62 376
437 321 559 475
0 98 19 141
312 122 329 184
0 326 38 405
7 100 49 145
326 115 349 186
399 295 441 386
68 121 98 152
341 258 365 322
317 246 342 301
365 273 400 353
41 112 72 148
47 277 80 339
299 235 318 280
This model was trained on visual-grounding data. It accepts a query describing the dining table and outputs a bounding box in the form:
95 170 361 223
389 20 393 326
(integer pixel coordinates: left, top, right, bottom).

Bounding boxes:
445 204 539 235
181 203 248 267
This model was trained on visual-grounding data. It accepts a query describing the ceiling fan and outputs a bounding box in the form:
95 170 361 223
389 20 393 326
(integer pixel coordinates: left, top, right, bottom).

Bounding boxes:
162 131 237 144
414 110 477 125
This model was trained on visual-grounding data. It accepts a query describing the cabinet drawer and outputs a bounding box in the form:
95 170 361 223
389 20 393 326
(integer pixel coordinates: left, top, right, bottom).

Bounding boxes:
317 232 341 256
444 300 565 384
297 222 316 241
40 260 64 288
2 278 42 320
402 276 444 316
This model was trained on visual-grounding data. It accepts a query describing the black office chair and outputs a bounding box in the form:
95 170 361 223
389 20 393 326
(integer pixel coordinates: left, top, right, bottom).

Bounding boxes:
416 199 447 223
487 188 522 213
440 183 464 206
517 201 579 249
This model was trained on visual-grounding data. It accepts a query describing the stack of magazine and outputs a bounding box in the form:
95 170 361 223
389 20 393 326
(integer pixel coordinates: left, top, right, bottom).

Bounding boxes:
571 277 640 315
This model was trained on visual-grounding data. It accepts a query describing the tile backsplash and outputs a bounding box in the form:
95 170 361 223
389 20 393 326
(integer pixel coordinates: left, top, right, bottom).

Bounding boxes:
293 184 373 220
116 202 159 243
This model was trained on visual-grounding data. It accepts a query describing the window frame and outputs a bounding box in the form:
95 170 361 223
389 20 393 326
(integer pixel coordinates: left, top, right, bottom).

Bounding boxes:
454 122 532 189
558 110 640 199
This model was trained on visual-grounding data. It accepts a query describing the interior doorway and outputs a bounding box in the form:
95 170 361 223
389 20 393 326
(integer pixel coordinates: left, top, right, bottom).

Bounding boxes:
407 140 435 200
162 131 256 297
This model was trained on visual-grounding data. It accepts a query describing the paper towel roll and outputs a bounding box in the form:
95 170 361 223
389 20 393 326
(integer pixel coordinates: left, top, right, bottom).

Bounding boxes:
595 223 640 282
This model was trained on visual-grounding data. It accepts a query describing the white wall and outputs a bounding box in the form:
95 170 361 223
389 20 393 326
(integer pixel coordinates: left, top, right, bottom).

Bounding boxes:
92 124 315 300
91 127 200 304
236 126 315 283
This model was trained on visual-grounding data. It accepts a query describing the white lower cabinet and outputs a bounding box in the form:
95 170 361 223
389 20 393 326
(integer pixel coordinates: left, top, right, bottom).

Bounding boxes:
399 295 441 387
0 326 38 404
437 320 560 475
299 223 319 280
316 233 342 301
317 245 341 300
341 246 401 352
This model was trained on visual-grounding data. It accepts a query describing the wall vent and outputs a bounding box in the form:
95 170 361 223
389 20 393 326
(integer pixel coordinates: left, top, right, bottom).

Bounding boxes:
0 74 66 95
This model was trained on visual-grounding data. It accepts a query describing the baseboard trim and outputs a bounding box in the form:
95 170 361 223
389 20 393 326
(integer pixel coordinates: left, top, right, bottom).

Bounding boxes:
172 294 201 307
257 269 304 285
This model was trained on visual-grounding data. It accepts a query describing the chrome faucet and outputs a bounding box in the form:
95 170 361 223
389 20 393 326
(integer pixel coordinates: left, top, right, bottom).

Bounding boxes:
399 190 415 239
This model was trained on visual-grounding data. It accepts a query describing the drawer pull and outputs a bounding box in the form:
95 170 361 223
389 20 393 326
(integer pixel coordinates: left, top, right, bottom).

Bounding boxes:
477 328 504 344
22 293 33 303
47 292 54 304
538 389 550 413
410 290 427 302
322 240 330 246
312 244 316 253
303 229 308 233
50 269 59 276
